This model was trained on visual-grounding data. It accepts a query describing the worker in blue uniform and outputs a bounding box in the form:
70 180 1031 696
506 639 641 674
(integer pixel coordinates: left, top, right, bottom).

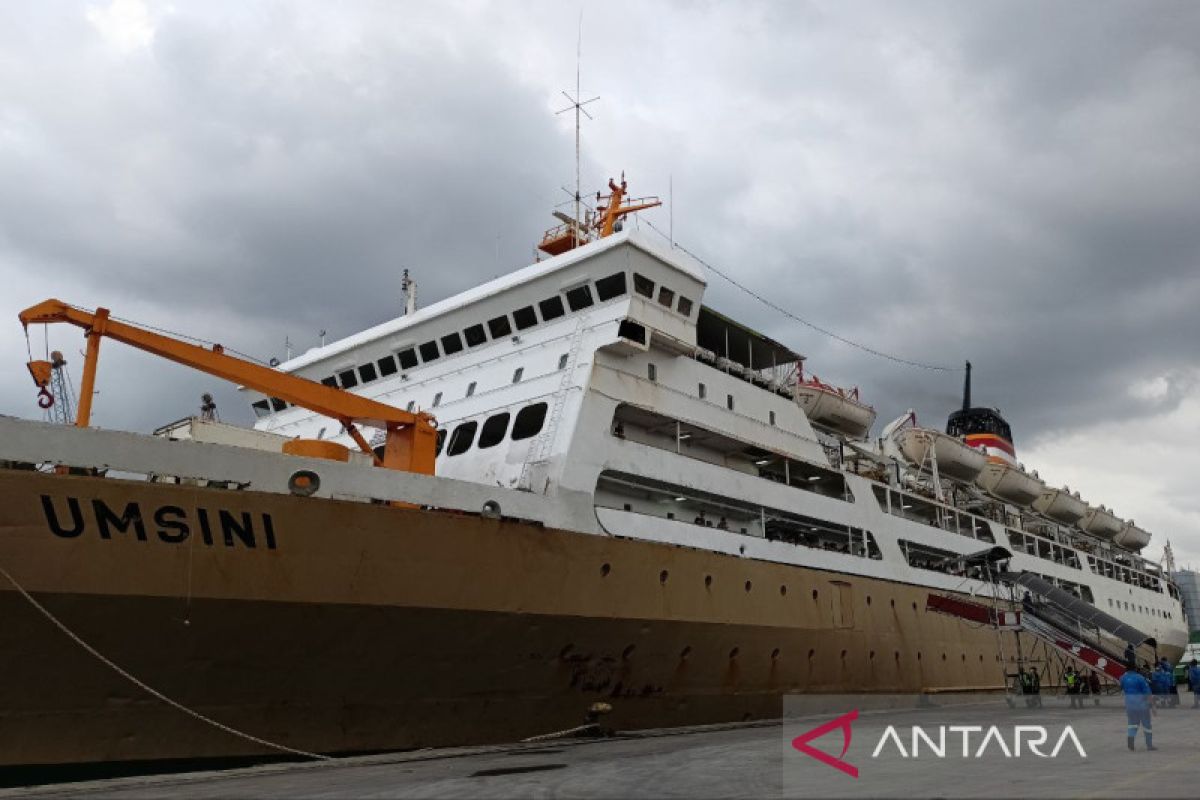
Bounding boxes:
1188 659 1200 709
1120 661 1155 751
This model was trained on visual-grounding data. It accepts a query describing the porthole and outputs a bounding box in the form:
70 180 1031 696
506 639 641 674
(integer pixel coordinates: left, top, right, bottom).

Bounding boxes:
808 648 816 659
680 646 692 660
744 580 752 592
729 647 740 659
600 563 611 577
659 570 669 585
812 589 819 600
704 575 713 588
771 648 781 660
622 644 636 660
779 585 787 596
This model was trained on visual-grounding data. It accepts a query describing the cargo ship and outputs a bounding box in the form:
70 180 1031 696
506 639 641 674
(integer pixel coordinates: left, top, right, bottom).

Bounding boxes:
0 177 1187 768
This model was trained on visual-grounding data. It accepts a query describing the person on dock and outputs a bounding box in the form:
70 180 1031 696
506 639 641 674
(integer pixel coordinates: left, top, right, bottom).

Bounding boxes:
1087 672 1102 706
1065 666 1082 709
1120 660 1155 751
1188 659 1200 709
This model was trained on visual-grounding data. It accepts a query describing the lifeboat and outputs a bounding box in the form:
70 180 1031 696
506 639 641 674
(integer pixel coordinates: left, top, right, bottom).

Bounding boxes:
975 461 1046 506
1031 487 1088 525
1114 521 1152 551
893 426 988 482
793 375 876 439
1079 505 1123 539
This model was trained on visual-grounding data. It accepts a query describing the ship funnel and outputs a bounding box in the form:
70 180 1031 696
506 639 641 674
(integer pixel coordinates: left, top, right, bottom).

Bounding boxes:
962 360 972 411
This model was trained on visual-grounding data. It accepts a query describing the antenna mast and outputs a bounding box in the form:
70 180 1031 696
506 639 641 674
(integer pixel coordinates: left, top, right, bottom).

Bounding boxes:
556 11 598 245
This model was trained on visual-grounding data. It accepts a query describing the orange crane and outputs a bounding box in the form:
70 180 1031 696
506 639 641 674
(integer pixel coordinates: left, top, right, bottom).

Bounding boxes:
19 299 437 475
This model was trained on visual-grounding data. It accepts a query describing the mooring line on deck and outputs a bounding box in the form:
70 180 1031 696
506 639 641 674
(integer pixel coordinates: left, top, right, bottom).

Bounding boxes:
0 563 333 762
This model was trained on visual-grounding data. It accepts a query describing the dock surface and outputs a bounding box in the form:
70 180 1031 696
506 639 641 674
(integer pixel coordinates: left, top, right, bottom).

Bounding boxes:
7 699 1200 799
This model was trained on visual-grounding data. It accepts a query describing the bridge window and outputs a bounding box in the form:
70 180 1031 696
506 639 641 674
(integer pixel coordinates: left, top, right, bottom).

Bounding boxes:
377 355 397 377
513 306 538 331
633 273 654 298
596 272 628 301
464 324 487 347
320 376 338 387
618 319 646 344
657 286 675 308
432 392 442 407
338 370 358 389
397 348 418 370
566 284 594 311
441 332 464 355
512 367 524 383
435 429 447 456
487 315 512 338
539 296 565 321
358 362 378 383
251 400 270 418
466 381 476 397
446 421 477 456
512 402 548 440
418 341 440 363
479 413 511 449
558 353 569 370
269 397 286 412
677 296 693 316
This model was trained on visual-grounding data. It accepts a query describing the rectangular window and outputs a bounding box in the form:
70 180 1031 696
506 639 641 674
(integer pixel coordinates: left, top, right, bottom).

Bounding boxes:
478 412 511 449
595 272 628 301
447 421 478 456
397 348 418 370
538 296 565 321
464 324 487 347
657 286 675 307
441 332 464 355
565 284 594 311
633 273 654 298
358 362 378 383
726 394 734 410
320 376 338 387
432 391 442 407
618 319 646 344
647 363 657 382
698 382 706 399
270 397 287 412
769 410 776 426
418 341 440 362
511 402 548 440
512 367 524 383
338 369 359 388
405 400 415 412
377 355 398 377
513 305 538 330
466 381 476 397
488 315 512 338
251 400 271 418
677 296 693 316
558 353 569 370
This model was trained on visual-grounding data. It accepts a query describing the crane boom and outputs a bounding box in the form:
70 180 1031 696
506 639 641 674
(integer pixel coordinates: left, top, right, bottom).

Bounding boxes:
18 298 437 475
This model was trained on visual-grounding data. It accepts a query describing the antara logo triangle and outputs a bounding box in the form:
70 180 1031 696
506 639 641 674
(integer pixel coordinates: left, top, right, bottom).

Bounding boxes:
791 709 859 778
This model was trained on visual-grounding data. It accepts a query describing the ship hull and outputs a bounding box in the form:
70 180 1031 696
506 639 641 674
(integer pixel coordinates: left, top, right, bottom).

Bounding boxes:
0 468 1100 766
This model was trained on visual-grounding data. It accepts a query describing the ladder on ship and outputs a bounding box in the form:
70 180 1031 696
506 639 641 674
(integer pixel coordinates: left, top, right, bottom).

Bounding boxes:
518 315 588 492
927 569 1159 694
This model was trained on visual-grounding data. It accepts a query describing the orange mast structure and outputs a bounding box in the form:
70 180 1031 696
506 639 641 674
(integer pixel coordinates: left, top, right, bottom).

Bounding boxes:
537 174 661 256
19 299 437 475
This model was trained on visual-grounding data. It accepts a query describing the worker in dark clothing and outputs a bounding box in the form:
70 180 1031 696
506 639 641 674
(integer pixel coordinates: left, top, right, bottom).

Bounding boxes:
1120 661 1155 750
1188 659 1200 709
1018 667 1035 707
1087 672 1102 706
1124 642 1136 665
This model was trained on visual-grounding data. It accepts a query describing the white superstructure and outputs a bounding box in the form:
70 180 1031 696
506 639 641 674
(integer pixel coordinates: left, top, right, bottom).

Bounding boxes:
245 229 1188 653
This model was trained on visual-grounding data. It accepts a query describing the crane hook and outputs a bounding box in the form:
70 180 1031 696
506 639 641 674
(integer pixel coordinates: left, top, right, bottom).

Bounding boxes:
37 386 55 409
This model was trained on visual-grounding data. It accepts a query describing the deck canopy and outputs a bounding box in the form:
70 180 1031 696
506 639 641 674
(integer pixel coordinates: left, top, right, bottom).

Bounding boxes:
696 306 803 372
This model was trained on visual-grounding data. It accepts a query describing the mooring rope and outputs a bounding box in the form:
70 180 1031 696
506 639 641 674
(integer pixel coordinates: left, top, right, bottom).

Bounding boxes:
0 563 332 762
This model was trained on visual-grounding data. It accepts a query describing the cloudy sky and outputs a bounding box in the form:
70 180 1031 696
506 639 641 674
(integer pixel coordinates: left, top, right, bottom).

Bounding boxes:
2 1 1198 565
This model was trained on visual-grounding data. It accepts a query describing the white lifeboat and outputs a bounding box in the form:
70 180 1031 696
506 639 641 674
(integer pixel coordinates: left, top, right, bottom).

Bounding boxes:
1031 487 1088 525
893 426 988 483
1079 505 1123 539
976 461 1046 506
792 375 876 439
1114 521 1152 551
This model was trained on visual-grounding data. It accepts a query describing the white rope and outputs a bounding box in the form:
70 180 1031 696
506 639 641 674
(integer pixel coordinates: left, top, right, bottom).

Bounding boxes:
0 563 333 762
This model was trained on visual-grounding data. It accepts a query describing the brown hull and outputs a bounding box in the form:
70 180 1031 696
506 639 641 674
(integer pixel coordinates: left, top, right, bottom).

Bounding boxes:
1 468 1017 766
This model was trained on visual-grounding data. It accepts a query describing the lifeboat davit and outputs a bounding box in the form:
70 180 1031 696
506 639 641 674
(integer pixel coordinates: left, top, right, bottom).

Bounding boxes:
1031 487 1088 525
893 426 988 482
976 461 1046 506
1079 505 1123 539
1114 521 1152 551
793 375 876 439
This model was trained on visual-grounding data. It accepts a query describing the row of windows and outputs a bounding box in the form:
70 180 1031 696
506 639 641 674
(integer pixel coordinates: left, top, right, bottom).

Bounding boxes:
1106 596 1175 620
1007 529 1081 570
1086 555 1163 593
435 402 548 458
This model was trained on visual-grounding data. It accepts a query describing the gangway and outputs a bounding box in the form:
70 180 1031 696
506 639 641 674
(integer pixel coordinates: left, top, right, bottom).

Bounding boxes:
927 569 1158 687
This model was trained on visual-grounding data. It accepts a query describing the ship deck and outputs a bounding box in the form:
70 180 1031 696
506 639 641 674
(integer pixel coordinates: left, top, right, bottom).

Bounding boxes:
7 699 1200 798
